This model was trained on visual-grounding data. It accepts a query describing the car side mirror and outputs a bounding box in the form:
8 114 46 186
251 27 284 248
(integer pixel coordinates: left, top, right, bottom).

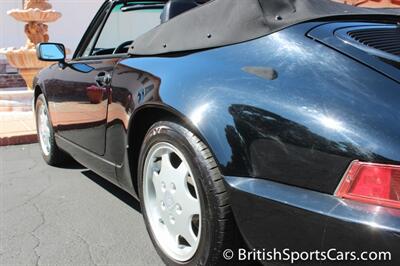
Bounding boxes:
37 43 66 62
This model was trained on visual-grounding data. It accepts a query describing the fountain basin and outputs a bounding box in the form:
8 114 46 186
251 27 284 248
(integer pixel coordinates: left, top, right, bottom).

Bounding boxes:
0 47 51 69
8 8 61 23
0 47 53 89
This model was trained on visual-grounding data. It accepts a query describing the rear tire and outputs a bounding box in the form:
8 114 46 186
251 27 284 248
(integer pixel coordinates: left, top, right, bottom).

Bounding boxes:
138 121 242 266
35 94 67 166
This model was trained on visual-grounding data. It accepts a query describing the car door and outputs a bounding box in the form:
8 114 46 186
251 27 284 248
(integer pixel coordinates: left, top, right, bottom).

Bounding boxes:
47 2 114 155
48 1 163 156
49 59 117 155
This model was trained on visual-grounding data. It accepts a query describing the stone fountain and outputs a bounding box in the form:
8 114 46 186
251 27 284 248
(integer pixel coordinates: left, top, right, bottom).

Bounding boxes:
0 0 61 90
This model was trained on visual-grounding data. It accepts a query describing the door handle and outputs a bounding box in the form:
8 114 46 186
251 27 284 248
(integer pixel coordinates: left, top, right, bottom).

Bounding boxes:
95 71 112 87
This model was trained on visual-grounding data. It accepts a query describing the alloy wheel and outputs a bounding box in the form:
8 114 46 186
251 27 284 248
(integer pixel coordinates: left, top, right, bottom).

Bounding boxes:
143 142 201 262
37 103 51 156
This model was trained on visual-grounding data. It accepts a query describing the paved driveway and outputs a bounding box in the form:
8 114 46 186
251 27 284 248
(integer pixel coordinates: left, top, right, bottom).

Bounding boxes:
0 144 163 266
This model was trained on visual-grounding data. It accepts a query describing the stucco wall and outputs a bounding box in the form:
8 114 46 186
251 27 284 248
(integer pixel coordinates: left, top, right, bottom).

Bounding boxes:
0 0 103 59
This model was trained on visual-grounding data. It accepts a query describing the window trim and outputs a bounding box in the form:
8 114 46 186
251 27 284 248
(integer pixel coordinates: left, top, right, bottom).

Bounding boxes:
75 1 164 61
74 1 113 60
73 54 130 62
85 4 119 58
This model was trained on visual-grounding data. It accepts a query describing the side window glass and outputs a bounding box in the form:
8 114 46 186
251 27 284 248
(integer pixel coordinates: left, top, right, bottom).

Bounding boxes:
85 3 163 57
82 25 103 57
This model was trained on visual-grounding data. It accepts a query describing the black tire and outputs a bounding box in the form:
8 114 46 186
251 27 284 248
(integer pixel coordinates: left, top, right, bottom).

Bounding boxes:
138 121 242 266
35 94 67 166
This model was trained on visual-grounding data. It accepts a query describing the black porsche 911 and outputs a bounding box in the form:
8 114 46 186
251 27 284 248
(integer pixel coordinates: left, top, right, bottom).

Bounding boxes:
33 0 399 265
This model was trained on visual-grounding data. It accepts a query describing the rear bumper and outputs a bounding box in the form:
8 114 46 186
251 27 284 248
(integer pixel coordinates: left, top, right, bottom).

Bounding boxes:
225 176 400 265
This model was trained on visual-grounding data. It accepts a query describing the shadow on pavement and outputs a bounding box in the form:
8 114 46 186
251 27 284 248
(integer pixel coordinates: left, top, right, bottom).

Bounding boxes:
81 170 142 213
52 156 86 170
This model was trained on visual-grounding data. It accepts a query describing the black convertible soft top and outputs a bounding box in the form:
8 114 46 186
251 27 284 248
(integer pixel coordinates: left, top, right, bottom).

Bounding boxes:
129 0 399 55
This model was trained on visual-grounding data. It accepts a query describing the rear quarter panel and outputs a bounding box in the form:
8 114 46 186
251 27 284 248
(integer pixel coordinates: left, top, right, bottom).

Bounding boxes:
112 22 400 194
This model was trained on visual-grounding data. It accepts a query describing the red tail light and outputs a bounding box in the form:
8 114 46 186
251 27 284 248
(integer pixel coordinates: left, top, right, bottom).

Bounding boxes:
335 161 400 209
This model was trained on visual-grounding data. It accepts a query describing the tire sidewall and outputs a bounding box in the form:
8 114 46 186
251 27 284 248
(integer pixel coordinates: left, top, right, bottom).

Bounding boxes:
138 122 218 266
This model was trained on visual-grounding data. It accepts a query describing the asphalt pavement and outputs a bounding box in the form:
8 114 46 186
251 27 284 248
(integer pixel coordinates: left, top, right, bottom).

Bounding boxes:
0 144 163 266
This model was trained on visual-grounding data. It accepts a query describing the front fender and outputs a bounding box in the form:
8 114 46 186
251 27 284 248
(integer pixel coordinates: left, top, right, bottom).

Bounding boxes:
33 64 59 102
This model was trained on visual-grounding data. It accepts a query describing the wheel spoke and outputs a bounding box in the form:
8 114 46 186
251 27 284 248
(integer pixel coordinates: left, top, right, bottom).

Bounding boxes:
181 195 200 217
174 214 197 247
160 153 173 173
152 171 164 202
176 162 189 181
176 163 200 216
182 228 197 248
169 162 189 193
